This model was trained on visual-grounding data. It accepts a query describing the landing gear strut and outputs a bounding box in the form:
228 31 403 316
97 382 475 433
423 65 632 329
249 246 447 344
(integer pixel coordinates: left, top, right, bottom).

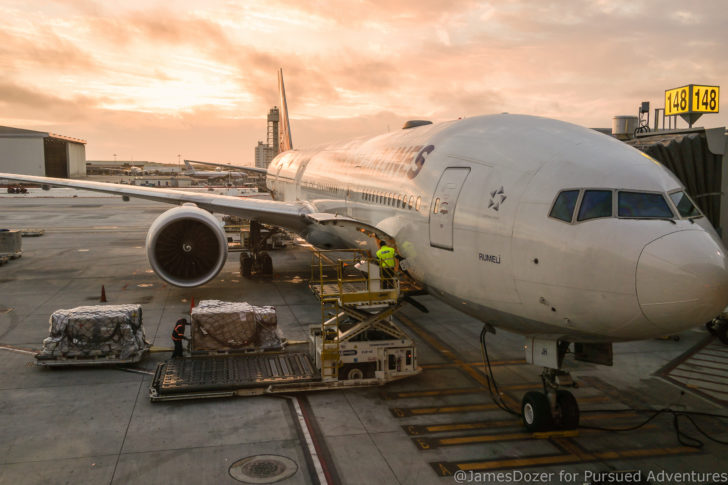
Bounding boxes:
239 221 275 278
521 342 579 432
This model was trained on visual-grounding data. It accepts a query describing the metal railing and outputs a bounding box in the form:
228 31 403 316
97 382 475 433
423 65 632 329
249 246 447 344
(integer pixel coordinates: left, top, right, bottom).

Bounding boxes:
309 249 400 381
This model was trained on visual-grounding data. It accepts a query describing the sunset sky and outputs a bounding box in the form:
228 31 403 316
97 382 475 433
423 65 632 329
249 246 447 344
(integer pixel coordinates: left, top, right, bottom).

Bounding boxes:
1 0 726 165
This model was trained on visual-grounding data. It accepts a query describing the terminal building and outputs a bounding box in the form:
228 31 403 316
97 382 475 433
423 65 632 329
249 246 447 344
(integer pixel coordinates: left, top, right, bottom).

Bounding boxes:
0 126 86 178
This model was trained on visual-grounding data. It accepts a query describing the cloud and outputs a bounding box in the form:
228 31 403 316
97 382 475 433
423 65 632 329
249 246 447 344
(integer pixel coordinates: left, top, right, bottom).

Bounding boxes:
268 0 479 26
1 0 727 162
0 28 100 74
0 82 102 122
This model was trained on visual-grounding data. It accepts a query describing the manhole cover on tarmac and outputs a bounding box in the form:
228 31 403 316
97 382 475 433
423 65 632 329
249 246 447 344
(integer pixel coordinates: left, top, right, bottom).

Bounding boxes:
229 454 298 484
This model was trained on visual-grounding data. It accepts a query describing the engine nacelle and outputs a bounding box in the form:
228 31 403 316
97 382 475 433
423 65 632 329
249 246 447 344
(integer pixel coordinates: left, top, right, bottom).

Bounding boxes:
146 205 228 288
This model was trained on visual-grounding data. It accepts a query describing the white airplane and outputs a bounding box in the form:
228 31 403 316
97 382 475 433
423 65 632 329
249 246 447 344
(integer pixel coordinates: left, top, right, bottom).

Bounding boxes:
3 70 728 432
126 166 145 175
182 160 246 180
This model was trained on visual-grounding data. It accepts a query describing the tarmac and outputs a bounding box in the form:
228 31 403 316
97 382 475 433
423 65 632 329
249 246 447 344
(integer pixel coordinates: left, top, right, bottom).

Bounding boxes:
1 193 728 485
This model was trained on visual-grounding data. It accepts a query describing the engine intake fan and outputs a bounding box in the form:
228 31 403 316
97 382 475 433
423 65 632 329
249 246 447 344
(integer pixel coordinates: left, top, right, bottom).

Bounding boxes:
146 205 228 287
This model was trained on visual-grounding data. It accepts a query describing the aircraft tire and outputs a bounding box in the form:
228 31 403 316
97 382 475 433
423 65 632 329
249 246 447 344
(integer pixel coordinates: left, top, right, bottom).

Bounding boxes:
717 321 728 345
555 390 579 429
240 254 253 278
521 391 552 432
260 252 273 275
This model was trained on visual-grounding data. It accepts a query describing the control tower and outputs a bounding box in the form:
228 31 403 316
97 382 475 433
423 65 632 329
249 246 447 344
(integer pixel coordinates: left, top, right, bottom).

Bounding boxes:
254 107 280 169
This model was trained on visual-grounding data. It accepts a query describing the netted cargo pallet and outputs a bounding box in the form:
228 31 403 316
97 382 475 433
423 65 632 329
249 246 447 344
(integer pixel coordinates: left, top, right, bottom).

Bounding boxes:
191 300 283 352
35 304 150 366
0 230 21 256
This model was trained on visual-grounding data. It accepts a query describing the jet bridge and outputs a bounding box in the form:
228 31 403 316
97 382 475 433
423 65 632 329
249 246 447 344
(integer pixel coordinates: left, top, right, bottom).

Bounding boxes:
626 127 728 243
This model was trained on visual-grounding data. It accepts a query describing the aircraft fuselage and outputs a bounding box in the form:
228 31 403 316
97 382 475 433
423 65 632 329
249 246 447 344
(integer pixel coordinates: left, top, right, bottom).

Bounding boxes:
267 114 728 343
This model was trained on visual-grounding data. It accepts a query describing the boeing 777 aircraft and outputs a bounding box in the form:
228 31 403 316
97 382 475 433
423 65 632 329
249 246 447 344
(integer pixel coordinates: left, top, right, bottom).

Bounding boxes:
3 70 728 432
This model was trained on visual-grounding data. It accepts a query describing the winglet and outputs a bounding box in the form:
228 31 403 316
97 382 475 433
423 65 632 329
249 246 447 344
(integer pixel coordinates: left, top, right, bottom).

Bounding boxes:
278 68 293 152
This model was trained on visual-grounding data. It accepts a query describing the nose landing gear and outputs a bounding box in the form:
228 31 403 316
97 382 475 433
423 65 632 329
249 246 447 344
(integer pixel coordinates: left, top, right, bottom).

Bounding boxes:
520 339 580 432
482 328 581 432
521 368 579 432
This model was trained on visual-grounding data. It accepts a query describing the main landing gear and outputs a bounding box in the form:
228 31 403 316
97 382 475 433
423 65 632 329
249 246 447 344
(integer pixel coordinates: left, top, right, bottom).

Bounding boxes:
521 342 579 432
239 221 275 278
239 251 273 278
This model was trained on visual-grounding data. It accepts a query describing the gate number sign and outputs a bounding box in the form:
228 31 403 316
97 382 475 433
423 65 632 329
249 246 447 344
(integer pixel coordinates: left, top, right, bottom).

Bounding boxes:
665 84 720 116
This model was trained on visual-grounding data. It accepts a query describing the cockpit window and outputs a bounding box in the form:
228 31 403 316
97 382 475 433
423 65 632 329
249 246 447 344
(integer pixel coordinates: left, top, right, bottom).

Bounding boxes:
669 191 702 218
577 190 612 221
549 190 579 223
618 192 673 218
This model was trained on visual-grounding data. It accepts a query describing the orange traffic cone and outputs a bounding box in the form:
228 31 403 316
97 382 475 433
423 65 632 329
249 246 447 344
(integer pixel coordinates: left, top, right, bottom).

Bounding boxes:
100 285 107 303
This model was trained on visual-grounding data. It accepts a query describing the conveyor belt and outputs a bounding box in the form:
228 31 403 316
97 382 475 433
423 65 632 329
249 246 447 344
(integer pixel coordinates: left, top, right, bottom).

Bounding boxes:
151 352 318 396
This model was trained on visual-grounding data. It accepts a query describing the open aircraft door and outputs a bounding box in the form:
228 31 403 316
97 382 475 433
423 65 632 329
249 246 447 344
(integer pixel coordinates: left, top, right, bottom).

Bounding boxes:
429 167 470 250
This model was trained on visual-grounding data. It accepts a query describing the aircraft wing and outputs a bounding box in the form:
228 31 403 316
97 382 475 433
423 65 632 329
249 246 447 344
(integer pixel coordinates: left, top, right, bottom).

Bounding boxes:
0 172 393 244
184 159 268 175
0 172 310 231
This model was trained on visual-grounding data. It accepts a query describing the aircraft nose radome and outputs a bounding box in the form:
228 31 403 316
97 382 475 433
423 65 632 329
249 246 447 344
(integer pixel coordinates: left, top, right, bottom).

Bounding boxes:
637 230 728 334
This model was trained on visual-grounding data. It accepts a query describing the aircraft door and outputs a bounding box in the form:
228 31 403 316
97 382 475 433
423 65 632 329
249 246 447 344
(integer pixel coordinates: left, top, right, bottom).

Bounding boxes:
294 157 311 201
429 167 470 250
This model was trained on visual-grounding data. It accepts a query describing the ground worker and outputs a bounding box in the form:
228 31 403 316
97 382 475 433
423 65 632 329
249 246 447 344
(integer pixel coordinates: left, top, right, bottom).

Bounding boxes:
171 318 189 358
376 240 397 289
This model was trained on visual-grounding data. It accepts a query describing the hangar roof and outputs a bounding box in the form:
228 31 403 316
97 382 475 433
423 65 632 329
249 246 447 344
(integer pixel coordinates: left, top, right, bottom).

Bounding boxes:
0 125 86 144
0 126 49 138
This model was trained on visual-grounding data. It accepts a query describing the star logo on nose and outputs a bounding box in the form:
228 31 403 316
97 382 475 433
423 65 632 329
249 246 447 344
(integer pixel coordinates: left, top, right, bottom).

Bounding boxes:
488 186 507 211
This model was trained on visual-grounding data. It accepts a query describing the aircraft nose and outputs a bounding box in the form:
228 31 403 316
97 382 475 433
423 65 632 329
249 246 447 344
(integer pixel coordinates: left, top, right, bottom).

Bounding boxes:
637 230 728 333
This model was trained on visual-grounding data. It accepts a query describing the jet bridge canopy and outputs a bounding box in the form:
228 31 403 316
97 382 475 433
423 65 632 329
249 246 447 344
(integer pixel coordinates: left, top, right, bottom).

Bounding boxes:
627 127 727 242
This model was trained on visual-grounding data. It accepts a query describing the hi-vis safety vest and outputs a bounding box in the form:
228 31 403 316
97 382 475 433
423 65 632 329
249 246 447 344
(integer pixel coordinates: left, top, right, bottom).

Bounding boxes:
376 245 396 268
172 324 185 341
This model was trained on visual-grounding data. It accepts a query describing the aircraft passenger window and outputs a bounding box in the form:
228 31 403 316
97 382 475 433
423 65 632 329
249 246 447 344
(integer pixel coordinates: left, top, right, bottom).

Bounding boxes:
618 192 673 218
433 198 441 214
415 196 421 211
577 190 612 221
408 195 414 208
549 190 579 223
669 191 702 218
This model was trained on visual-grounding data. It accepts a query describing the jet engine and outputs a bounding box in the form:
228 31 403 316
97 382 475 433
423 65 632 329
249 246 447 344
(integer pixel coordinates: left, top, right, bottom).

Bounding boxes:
146 204 228 288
